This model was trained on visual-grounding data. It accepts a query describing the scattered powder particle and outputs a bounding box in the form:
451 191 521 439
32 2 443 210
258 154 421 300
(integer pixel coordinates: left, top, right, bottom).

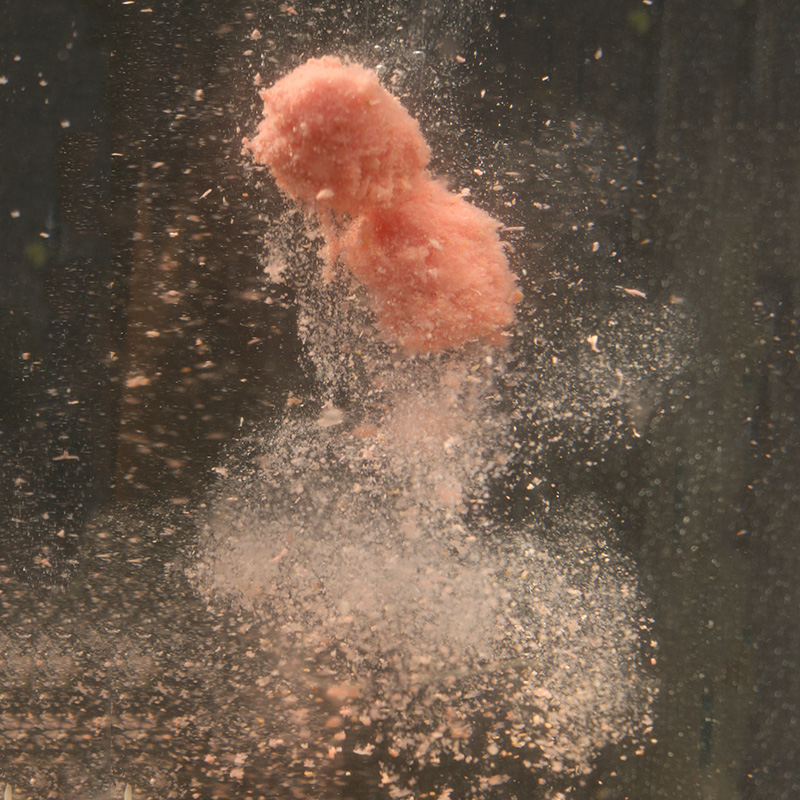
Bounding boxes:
125 375 151 388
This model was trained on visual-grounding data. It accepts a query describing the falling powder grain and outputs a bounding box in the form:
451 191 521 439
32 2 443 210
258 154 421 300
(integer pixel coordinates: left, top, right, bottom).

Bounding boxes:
244 56 520 353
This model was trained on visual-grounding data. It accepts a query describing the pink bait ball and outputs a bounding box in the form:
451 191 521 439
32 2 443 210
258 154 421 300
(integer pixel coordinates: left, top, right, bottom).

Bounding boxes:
342 180 519 353
245 56 520 353
246 56 431 216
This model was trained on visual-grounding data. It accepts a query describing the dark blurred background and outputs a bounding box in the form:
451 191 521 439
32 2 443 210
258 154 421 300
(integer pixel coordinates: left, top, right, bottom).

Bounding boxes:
1 0 798 798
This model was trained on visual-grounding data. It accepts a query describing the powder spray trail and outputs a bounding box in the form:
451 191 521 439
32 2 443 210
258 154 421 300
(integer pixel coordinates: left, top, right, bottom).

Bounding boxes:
197 57 655 799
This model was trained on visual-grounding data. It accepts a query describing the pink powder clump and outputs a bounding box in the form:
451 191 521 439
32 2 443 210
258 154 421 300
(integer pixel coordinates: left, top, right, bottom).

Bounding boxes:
246 56 430 216
245 56 520 353
342 180 517 352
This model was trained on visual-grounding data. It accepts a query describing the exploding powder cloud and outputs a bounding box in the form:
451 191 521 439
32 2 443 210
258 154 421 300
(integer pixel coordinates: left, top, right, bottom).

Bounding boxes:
197 402 655 796
195 56 659 799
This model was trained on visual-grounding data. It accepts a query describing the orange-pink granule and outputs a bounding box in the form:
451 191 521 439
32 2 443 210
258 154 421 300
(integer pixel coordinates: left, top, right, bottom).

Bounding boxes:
244 56 520 353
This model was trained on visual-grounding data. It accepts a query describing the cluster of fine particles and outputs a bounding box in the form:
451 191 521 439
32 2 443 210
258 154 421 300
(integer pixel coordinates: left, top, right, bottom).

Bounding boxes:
190 55 658 800
244 56 520 352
